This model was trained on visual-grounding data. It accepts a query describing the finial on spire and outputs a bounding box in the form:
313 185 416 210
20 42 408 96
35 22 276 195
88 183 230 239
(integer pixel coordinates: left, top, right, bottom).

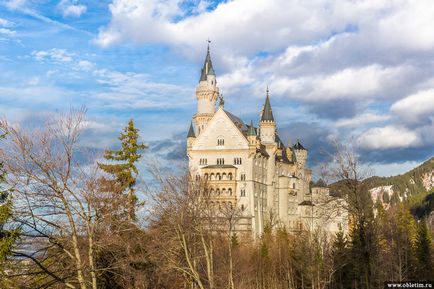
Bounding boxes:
206 38 211 51
266 85 269 97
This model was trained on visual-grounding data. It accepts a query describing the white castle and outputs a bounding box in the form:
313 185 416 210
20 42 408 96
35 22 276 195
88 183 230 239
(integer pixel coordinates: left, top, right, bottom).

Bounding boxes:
186 46 347 237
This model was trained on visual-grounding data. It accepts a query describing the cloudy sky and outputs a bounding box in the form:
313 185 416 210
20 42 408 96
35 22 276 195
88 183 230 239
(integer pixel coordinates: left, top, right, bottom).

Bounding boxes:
0 0 433 177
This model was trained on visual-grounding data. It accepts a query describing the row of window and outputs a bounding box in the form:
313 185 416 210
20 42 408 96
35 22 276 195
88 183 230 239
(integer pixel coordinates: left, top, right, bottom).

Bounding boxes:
204 172 233 180
209 188 233 196
217 138 225 146
199 158 243 166
209 201 233 210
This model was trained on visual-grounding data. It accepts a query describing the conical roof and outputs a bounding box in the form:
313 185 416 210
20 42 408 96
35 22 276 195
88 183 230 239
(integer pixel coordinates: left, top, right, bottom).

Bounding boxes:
261 93 274 122
199 45 215 82
187 122 196 138
293 140 307 150
247 120 256 136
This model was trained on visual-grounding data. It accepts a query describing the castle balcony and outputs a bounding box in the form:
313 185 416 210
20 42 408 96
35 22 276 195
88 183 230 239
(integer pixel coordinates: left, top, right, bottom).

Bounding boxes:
201 164 237 182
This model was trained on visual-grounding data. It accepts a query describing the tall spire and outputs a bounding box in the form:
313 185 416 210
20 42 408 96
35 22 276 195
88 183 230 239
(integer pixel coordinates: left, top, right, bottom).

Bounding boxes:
199 40 215 82
261 87 274 122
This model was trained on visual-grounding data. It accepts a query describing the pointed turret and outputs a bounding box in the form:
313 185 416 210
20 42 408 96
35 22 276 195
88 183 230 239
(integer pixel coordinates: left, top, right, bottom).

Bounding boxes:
187 122 196 138
293 139 308 166
260 87 276 144
247 120 257 147
199 44 216 82
247 120 256 136
187 122 196 152
194 43 219 135
261 89 274 122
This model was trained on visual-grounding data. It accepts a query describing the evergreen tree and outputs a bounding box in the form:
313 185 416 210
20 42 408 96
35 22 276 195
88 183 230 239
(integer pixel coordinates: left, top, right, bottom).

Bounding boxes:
98 119 147 221
331 230 352 289
414 219 433 279
0 133 19 262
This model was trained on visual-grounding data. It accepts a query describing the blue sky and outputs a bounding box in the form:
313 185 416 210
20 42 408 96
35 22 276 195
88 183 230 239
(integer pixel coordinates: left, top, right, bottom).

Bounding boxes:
0 0 433 178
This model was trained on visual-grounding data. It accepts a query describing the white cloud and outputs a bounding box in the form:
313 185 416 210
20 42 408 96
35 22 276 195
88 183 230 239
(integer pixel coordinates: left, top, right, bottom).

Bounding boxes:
57 0 87 18
0 28 16 36
0 18 14 27
357 125 421 150
5 0 26 9
77 60 94 71
335 112 390 128
92 69 193 109
32 48 74 63
269 64 405 102
391 89 434 125
95 0 357 50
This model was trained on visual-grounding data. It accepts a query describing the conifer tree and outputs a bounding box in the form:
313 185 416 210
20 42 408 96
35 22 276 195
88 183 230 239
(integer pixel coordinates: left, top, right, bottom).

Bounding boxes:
98 119 147 221
0 133 19 263
414 219 433 279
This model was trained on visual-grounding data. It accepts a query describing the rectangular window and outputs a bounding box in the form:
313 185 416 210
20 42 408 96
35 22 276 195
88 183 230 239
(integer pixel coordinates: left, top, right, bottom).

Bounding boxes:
241 189 245 197
241 174 246 181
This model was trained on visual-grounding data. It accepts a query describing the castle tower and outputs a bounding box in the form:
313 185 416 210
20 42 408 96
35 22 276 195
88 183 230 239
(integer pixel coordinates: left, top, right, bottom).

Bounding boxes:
259 88 277 217
293 140 308 166
259 88 276 144
187 121 196 152
247 120 257 147
193 44 219 135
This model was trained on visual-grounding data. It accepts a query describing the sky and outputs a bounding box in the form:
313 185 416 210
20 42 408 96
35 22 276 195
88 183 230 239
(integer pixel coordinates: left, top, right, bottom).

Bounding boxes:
0 0 433 178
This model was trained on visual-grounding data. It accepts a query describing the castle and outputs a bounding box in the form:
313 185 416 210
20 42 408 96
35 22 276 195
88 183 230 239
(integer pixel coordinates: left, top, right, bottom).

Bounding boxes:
186 46 347 237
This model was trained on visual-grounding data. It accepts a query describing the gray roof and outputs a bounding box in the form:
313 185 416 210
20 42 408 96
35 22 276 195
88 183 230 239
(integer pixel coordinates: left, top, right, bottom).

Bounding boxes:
225 110 248 132
247 120 256 136
199 47 215 82
187 122 195 138
261 94 274 122
293 140 307 150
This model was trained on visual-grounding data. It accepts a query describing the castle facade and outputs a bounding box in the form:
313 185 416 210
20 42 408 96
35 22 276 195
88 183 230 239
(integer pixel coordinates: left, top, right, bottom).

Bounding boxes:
186 47 347 237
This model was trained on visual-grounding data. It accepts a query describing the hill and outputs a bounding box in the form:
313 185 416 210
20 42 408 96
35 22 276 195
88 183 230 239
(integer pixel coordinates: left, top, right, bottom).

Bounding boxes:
328 157 434 219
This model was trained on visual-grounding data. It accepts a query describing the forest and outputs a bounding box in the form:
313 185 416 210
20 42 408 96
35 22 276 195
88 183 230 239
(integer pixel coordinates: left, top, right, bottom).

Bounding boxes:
0 110 433 289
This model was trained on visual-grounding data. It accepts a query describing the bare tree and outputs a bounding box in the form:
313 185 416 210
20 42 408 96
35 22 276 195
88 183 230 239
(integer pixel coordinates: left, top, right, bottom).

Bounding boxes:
0 109 123 289
319 140 378 289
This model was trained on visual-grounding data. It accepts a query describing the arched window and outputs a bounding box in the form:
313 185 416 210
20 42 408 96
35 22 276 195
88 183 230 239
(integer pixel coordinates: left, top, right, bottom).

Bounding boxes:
292 183 296 189
210 173 214 180
217 137 224 146
228 188 232 196
204 173 209 180
222 188 226 195
228 173 233 180
222 173 227 180
216 189 220 195
217 173 221 180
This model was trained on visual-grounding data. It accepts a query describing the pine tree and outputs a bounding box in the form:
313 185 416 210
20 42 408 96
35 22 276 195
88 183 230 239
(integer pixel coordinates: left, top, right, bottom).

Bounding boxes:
331 230 352 289
414 219 433 279
98 119 147 221
0 133 19 263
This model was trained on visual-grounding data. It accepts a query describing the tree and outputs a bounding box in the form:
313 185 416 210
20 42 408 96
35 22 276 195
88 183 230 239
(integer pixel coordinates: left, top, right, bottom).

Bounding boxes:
98 119 147 221
0 132 20 287
0 110 134 289
414 219 433 279
323 141 378 289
